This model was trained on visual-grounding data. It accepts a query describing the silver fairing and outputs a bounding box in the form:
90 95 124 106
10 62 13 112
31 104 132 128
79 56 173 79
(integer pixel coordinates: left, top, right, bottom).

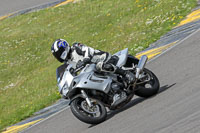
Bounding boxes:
58 64 113 97
114 48 128 67
58 64 74 95
58 48 129 97
73 65 112 94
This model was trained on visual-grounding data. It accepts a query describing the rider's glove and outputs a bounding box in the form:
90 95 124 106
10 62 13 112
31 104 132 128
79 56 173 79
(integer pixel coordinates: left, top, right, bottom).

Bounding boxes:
76 58 91 69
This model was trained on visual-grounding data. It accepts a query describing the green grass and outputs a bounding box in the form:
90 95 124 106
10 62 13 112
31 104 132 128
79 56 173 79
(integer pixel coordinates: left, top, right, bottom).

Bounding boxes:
0 0 197 131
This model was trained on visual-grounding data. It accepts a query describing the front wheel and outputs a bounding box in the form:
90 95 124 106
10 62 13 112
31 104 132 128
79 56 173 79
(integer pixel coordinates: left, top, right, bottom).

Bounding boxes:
135 68 160 98
70 97 107 124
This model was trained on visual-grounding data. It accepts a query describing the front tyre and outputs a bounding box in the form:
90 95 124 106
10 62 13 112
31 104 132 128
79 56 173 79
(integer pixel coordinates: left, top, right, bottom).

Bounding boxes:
70 98 107 124
135 68 160 98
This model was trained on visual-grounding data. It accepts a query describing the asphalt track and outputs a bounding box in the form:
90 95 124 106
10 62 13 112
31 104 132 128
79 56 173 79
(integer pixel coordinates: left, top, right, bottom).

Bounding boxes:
22 28 200 132
0 0 60 17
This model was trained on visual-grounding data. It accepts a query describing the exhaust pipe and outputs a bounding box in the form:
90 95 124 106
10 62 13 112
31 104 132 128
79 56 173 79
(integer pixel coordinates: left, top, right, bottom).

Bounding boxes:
135 55 148 79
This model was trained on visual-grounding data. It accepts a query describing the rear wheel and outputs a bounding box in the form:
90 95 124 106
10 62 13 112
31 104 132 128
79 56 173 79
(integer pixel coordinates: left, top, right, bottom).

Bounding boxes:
70 97 107 124
135 68 160 98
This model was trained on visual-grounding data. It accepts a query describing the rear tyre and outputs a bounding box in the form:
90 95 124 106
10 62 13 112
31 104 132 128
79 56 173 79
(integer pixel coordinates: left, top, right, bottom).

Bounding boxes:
135 68 160 98
70 98 107 124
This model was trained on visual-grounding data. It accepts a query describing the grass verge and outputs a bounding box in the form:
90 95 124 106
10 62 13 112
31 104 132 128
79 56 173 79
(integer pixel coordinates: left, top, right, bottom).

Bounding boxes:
0 0 197 131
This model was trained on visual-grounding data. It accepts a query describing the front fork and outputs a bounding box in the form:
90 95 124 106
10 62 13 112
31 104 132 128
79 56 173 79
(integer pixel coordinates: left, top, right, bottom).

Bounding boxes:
81 90 92 107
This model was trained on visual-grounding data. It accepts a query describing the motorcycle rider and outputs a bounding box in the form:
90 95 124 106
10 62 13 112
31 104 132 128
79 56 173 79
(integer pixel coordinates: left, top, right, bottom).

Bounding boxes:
51 39 134 104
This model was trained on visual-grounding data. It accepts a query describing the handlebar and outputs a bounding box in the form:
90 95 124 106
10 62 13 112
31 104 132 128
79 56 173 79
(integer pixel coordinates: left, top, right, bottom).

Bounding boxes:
74 66 85 73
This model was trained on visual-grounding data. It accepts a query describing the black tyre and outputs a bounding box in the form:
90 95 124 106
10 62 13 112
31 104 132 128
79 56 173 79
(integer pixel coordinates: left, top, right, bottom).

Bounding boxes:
135 68 160 98
70 97 107 124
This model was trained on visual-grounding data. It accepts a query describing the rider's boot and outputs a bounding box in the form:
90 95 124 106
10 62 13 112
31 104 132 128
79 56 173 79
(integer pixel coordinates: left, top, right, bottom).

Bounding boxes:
115 68 135 84
96 62 135 84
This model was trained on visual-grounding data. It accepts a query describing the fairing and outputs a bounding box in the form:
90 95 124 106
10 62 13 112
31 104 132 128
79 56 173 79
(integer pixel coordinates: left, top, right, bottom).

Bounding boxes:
114 48 128 67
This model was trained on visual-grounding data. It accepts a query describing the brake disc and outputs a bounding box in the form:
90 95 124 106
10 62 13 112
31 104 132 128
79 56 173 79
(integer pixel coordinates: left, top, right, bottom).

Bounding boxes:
81 100 100 114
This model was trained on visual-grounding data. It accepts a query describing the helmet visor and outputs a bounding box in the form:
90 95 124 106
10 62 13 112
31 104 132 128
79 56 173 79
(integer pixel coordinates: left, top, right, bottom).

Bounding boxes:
60 50 68 60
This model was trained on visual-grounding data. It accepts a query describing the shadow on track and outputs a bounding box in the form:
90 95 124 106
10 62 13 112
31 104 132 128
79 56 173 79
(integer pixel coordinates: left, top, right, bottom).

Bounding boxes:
88 83 176 128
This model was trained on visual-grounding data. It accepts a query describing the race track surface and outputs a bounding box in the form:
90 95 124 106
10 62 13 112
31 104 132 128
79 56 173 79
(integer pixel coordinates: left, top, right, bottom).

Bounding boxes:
23 29 200 133
0 0 59 17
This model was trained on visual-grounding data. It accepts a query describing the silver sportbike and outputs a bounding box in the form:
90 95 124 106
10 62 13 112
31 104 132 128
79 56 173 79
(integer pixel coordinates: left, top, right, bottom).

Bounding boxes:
56 48 160 124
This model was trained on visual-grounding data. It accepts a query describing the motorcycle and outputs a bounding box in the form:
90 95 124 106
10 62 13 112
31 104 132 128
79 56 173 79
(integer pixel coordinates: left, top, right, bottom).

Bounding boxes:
56 48 160 124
